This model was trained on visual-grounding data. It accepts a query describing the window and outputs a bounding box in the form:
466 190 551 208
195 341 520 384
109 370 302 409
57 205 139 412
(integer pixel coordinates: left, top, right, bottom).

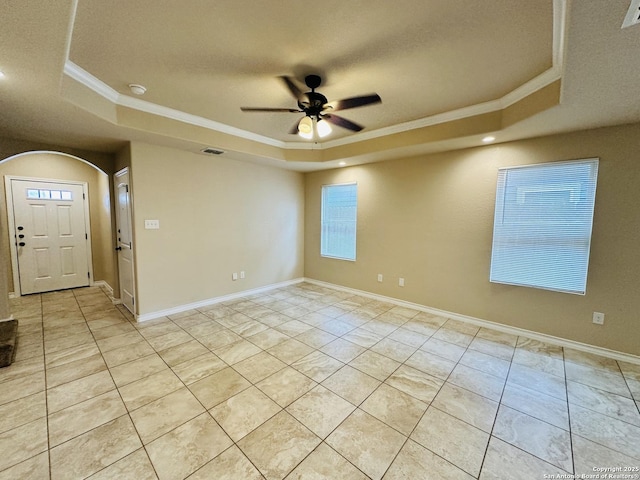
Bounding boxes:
321 183 357 261
26 189 73 200
489 158 599 295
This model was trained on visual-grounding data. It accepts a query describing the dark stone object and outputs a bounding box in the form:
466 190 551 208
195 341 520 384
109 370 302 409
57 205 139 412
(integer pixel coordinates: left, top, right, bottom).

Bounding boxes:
0 319 18 368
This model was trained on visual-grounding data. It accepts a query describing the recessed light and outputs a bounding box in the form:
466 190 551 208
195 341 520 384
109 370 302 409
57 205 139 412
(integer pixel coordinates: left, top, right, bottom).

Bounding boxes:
482 136 496 143
0 71 5 79
339 161 346 166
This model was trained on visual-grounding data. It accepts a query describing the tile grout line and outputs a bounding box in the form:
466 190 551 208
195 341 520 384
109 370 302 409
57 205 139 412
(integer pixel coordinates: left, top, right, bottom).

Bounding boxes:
130 298 289 479
44 288 147 478
71 287 152 479
358 313 470 478
6 283 639 478
383 321 485 478
477 337 516 479
39 294 53 480
91 296 161 480
563 344 577 477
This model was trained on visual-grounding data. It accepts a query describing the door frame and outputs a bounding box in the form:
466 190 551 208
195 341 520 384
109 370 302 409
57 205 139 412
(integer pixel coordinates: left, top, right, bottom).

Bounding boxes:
4 175 94 296
114 167 136 314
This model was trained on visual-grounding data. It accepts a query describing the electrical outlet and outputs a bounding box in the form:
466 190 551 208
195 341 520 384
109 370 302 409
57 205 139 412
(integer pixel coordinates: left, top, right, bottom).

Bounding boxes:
232 272 238 281
377 274 383 282
592 312 604 325
240 271 245 279
399 277 405 287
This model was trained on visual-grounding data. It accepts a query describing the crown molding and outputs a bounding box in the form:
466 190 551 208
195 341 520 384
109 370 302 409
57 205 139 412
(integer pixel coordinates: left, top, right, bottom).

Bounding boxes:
63 61 285 148
63 61 119 103
117 90 284 148
63 0 566 152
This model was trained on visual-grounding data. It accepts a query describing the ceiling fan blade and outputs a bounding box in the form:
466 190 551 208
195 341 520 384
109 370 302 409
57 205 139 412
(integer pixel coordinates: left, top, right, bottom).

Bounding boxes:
323 114 364 132
240 107 302 113
324 94 381 112
280 76 304 100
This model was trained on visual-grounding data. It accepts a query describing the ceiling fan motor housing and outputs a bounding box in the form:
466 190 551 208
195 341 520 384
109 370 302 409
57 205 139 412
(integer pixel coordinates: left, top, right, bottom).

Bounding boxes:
299 91 328 117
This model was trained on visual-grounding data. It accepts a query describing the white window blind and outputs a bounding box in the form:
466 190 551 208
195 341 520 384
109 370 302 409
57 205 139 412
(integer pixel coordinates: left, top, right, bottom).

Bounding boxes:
490 158 599 295
321 183 357 261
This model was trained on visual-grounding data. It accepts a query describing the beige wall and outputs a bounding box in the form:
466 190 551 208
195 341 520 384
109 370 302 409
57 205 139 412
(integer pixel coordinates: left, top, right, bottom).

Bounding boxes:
115 143 131 173
305 123 640 356
0 137 115 175
129 142 305 315
0 152 116 293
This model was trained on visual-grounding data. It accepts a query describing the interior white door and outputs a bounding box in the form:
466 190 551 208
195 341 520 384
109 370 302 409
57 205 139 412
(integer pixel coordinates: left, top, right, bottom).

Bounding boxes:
115 168 135 314
10 179 90 294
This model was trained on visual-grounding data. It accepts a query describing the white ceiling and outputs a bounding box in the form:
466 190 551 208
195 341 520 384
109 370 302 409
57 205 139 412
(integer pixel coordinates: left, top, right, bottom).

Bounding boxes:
1 1 640 171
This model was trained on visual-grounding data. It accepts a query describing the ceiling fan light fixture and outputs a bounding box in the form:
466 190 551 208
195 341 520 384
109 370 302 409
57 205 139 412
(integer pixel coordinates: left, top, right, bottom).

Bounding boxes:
298 116 313 135
241 74 380 138
317 118 332 138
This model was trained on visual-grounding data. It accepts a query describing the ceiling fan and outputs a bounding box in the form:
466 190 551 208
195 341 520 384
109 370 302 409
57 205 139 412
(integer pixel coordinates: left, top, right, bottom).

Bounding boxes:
241 74 381 138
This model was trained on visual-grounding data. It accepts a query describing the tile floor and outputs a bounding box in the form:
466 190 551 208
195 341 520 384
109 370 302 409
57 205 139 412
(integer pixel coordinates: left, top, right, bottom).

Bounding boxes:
1 282 639 479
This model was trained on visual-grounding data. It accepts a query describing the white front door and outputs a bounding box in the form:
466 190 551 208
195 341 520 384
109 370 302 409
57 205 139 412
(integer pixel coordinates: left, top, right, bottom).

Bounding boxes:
115 168 135 314
9 179 90 294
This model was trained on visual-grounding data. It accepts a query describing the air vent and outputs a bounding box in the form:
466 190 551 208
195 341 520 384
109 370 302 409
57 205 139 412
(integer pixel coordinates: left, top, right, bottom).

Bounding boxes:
622 0 640 28
200 147 225 156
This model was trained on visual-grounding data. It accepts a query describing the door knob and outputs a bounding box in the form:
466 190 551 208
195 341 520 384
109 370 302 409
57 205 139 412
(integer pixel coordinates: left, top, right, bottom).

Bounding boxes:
18 234 24 239
18 242 25 247
115 246 122 251
17 226 24 231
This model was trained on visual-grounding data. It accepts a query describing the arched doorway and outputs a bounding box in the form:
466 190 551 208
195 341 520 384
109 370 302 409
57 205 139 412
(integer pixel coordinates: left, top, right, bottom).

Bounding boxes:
0 151 115 297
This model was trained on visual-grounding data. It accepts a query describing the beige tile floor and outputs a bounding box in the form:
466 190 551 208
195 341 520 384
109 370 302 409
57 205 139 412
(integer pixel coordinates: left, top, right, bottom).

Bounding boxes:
1 282 639 479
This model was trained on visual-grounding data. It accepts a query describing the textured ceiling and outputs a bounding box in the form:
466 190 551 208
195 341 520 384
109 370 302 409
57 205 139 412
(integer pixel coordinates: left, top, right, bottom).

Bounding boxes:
1 1 640 171
68 0 553 142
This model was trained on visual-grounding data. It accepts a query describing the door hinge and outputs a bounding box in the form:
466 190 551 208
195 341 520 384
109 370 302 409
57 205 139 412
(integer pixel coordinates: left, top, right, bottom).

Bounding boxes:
132 297 135 305
83 193 86 200
126 185 129 193
85 233 88 240
87 272 90 278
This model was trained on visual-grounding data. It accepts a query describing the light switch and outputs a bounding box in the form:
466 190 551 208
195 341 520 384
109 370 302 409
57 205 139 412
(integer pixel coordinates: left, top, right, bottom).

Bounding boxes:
144 219 160 229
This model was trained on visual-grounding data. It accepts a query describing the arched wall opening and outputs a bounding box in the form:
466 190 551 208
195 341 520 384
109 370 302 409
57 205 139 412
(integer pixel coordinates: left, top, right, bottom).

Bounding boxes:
0 151 116 298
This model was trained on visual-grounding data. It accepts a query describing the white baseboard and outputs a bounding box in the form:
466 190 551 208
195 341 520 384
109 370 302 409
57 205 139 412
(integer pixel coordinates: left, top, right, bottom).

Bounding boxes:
93 281 122 305
131 275 639 365
12 282 116 299
304 278 640 366
136 277 305 323
92 280 113 294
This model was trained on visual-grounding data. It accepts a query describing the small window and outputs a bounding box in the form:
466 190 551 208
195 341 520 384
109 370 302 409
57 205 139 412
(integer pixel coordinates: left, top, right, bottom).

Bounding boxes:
490 158 599 295
25 189 73 200
321 183 357 261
